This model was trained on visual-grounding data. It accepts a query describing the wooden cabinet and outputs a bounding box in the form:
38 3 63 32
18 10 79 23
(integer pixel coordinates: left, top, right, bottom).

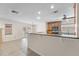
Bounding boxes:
47 21 61 34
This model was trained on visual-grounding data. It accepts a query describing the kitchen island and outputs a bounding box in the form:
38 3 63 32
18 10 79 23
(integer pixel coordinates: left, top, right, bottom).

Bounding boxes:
28 33 79 56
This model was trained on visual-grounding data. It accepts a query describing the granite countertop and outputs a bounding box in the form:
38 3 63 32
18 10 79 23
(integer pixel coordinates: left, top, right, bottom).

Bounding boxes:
27 33 79 39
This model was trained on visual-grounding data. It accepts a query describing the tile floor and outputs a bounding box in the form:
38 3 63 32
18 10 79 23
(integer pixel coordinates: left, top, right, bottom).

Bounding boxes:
0 39 39 56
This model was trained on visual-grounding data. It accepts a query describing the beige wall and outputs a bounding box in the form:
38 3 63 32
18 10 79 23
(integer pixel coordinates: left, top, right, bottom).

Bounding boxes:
35 22 47 34
0 18 27 42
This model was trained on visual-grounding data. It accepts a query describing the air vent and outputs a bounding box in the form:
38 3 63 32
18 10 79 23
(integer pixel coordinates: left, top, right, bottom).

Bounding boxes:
11 10 19 14
50 10 58 15
53 10 58 13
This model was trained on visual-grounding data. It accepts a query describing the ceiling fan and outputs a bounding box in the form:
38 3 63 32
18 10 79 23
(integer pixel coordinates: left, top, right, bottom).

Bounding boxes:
62 14 75 20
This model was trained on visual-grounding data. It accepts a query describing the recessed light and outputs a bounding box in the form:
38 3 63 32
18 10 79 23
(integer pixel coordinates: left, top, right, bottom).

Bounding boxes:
37 11 41 15
36 16 40 20
50 5 54 9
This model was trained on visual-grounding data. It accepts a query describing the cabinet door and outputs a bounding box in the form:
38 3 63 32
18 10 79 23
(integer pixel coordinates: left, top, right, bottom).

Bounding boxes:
48 23 52 30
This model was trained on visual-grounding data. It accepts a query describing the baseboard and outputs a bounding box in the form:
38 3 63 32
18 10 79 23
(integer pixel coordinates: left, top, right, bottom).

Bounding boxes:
2 37 24 43
29 47 44 56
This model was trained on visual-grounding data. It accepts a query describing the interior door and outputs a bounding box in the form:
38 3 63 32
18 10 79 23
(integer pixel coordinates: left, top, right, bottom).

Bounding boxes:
0 28 2 44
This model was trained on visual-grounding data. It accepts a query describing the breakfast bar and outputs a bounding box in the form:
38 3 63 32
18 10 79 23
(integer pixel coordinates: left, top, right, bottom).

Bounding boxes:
28 33 79 56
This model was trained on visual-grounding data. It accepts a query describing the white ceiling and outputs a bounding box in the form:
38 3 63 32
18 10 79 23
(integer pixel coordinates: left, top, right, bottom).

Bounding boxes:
0 3 74 23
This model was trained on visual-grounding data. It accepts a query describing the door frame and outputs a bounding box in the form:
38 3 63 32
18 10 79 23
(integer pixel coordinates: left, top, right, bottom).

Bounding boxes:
0 28 2 43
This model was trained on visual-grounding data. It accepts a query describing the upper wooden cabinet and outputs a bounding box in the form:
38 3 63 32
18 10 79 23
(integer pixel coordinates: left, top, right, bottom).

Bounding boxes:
47 21 61 34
